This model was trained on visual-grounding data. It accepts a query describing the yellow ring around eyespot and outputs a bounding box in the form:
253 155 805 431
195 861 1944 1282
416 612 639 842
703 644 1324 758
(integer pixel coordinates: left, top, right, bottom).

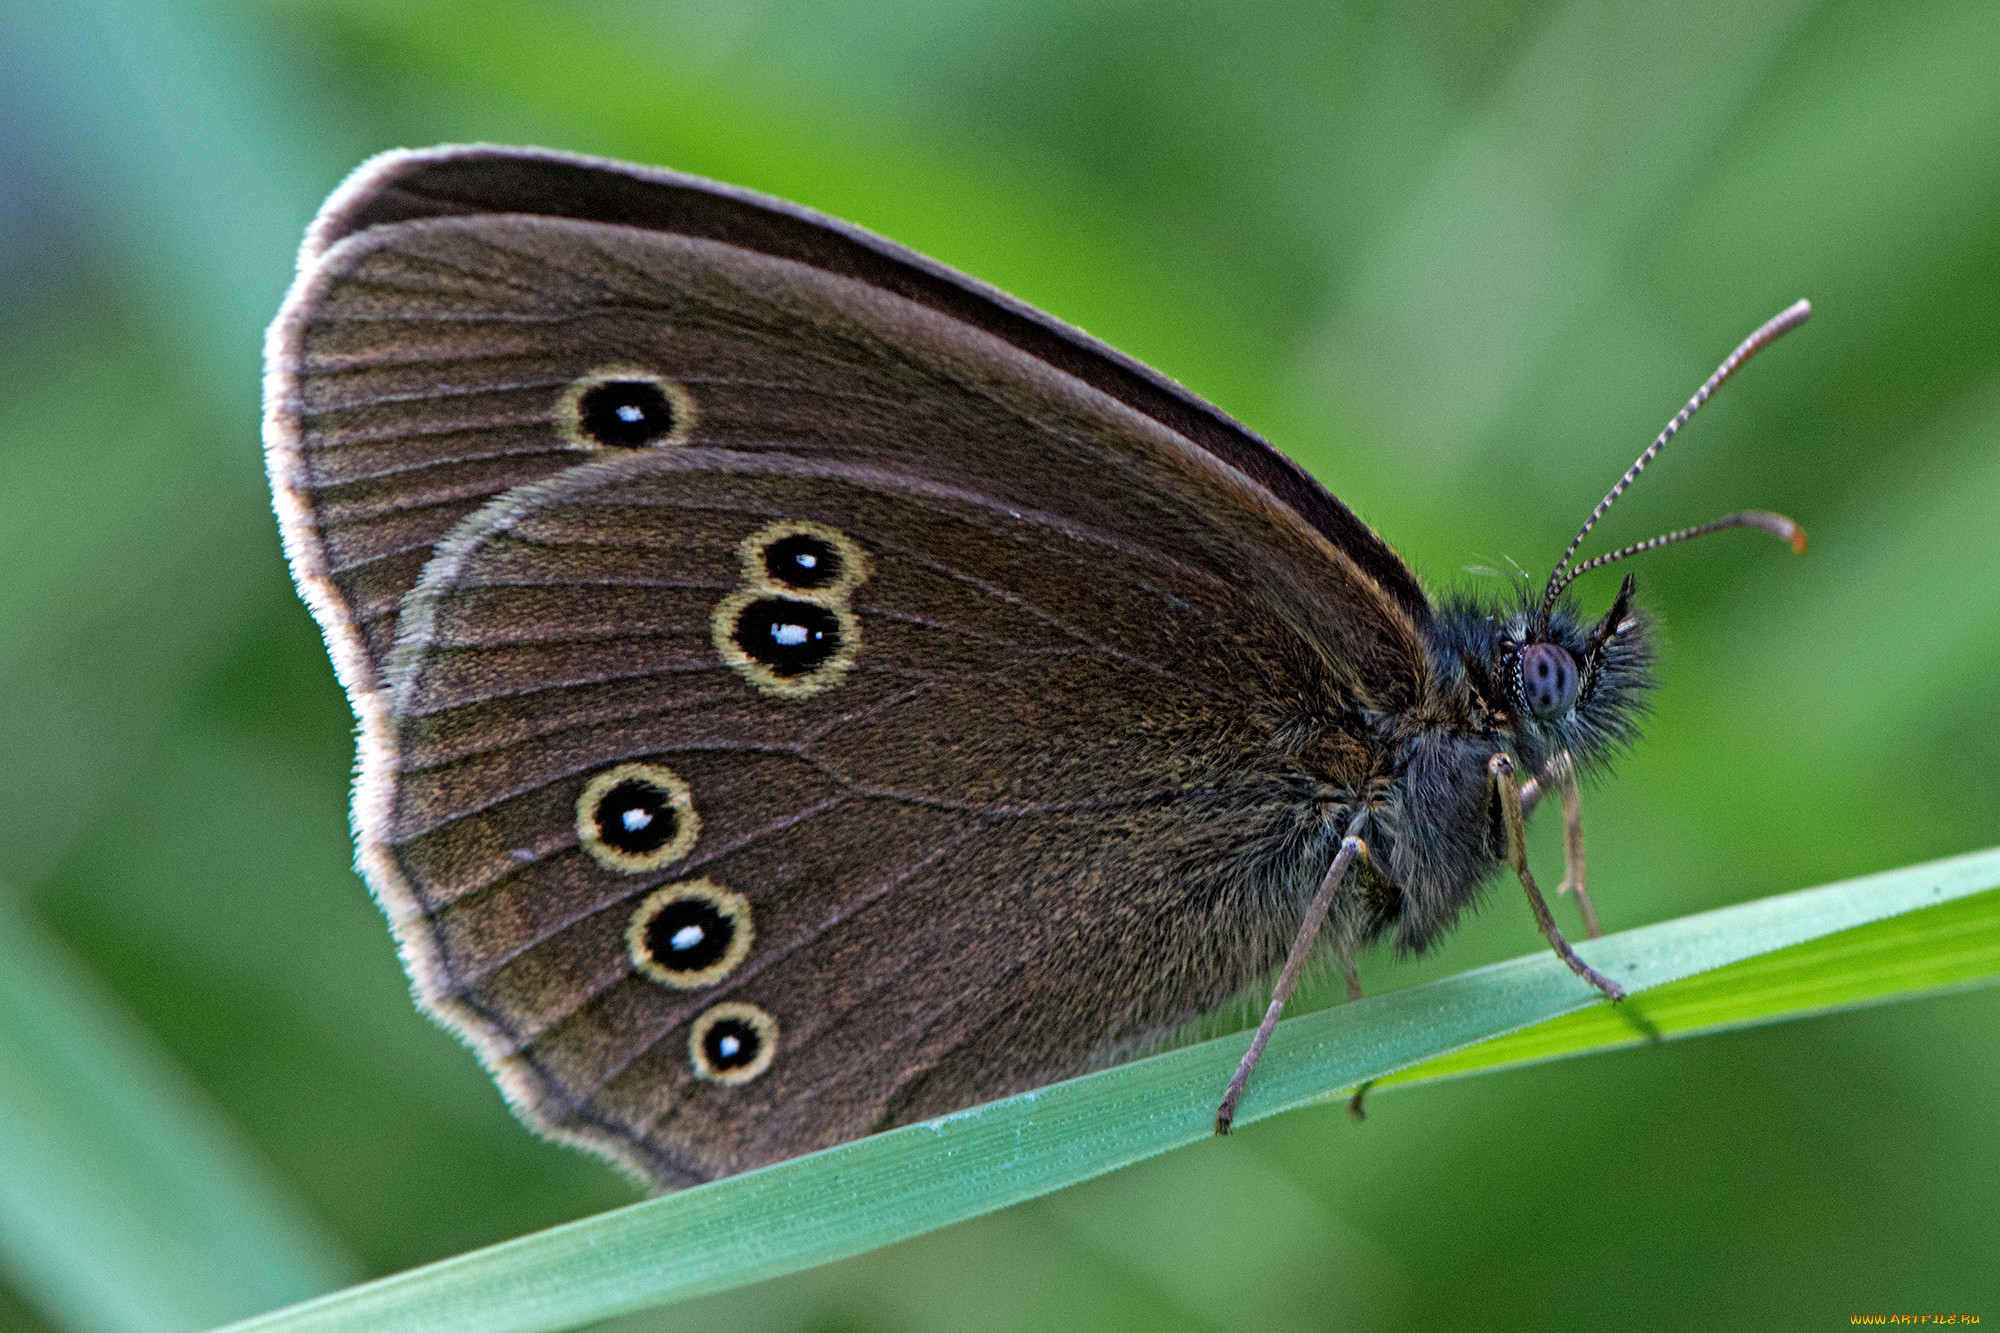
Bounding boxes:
626 879 754 989
688 1001 779 1085
710 588 861 699
734 519 872 595
575 762 700 874
555 365 698 450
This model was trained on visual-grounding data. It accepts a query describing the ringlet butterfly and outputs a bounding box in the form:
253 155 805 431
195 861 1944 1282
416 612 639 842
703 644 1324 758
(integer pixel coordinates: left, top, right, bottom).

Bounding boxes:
264 145 1808 1186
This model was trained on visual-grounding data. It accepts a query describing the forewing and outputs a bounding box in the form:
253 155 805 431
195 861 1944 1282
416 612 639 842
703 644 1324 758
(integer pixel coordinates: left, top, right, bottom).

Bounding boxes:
286 144 1434 637
266 152 1431 701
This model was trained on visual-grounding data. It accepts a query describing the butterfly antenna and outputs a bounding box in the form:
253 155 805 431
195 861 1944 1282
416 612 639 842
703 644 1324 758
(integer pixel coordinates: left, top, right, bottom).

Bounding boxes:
1545 510 1806 601
1540 300 1812 617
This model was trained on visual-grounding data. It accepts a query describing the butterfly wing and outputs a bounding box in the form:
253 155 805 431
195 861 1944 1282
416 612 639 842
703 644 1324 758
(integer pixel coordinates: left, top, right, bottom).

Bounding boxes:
268 145 1433 689
266 148 1434 1185
390 447 1365 1183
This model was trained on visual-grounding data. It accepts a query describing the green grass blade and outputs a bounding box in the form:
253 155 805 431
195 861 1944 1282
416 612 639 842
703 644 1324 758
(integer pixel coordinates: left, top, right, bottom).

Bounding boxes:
209 846 2000 1333
1364 876 2000 1096
0 894 358 1333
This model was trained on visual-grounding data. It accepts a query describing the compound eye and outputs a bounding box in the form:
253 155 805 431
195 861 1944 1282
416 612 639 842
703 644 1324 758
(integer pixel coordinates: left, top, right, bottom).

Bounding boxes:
1519 643 1580 719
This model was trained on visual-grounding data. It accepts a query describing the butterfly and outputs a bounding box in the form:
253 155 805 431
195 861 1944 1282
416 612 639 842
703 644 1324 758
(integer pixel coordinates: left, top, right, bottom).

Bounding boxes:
265 144 1807 1187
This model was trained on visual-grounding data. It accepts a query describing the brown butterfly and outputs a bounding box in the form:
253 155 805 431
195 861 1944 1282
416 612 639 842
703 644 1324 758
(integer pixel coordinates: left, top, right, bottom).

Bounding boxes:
264 145 1807 1187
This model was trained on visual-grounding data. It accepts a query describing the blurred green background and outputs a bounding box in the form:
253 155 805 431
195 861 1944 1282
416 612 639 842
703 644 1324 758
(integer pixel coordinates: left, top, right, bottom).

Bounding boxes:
1 0 1996 1329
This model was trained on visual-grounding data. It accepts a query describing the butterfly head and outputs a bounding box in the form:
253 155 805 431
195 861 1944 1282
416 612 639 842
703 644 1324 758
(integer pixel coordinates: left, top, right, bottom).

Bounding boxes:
1456 300 1817 771
1499 572 1653 768
1429 574 1654 776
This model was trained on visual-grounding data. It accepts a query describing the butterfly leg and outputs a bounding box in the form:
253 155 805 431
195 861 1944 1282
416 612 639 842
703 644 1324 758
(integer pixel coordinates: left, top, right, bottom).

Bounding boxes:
1488 754 1625 1001
1215 830 1368 1134
1338 940 1370 1119
1551 753 1604 939
1340 943 1363 1003
1516 753 1603 938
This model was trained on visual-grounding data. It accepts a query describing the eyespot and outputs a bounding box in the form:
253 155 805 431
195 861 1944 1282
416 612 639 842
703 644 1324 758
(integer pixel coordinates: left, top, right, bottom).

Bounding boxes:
689 1002 778 1084
736 520 871 594
627 880 752 988
712 591 858 697
1517 643 1580 719
558 367 695 450
732 598 843 673
764 533 841 588
576 762 700 873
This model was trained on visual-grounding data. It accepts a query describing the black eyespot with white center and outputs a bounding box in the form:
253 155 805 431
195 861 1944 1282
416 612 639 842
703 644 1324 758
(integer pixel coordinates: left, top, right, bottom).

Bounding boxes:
731 597 843 677
689 1002 778 1084
578 379 674 446
627 880 752 988
735 520 870 596
558 368 694 451
576 762 699 873
717 524 868 696
596 779 676 853
761 533 844 590
1518 642 1581 719
704 1020 756 1068
651 897 728 968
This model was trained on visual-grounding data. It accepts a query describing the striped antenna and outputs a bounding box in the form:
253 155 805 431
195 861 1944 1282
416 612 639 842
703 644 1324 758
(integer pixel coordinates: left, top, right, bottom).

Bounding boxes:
1540 300 1812 618
1543 510 1806 604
